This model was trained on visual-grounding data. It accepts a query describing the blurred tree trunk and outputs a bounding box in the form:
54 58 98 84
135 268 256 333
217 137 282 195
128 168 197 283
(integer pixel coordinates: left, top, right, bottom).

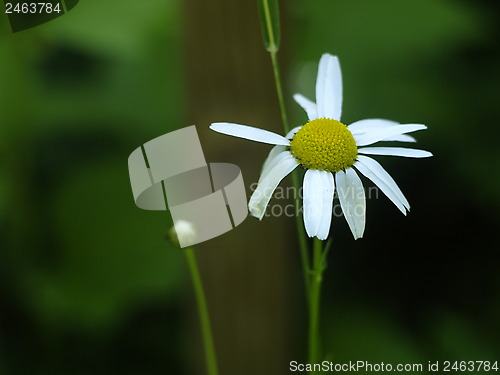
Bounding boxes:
181 1 296 374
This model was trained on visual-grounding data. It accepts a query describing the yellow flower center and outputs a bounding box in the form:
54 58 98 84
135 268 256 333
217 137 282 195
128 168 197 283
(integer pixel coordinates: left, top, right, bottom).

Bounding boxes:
290 118 358 172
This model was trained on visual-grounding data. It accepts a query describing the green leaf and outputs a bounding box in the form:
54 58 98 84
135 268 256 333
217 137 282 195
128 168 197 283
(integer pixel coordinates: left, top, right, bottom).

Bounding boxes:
257 0 281 52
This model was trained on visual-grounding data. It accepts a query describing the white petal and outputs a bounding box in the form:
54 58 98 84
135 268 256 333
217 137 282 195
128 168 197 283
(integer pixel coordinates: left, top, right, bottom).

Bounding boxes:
354 155 409 214
285 126 302 140
249 151 299 220
335 168 366 239
383 134 416 143
348 119 418 143
303 170 322 238
354 124 427 147
259 148 287 183
258 127 302 183
315 54 342 121
358 147 433 158
293 94 317 121
303 170 334 240
316 172 335 240
348 119 399 135
210 122 290 146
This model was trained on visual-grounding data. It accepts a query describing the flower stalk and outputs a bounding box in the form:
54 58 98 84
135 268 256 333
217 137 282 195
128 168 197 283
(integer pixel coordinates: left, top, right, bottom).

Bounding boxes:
308 238 325 370
184 247 219 375
167 210 218 374
270 51 290 134
257 0 310 297
165 180 218 373
258 0 288 134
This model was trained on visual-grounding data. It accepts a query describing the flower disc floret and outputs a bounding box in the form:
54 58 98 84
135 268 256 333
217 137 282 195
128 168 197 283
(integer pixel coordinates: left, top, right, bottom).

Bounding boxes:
290 118 358 172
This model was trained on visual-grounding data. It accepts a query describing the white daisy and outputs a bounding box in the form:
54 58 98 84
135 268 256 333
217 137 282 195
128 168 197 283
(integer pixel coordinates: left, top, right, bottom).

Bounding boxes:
210 54 432 240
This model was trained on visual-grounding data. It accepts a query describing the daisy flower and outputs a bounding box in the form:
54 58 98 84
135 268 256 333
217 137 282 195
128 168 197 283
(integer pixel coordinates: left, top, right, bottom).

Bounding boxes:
210 54 432 240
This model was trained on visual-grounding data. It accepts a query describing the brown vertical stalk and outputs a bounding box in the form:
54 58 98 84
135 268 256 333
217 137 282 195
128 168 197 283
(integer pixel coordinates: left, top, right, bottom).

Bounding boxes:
181 1 295 374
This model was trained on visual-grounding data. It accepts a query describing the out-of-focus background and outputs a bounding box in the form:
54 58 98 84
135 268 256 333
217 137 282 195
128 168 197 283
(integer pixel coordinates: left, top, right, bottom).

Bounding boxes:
0 0 499 374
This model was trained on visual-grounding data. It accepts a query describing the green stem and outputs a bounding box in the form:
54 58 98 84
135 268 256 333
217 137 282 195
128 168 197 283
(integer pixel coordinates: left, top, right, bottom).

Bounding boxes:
268 48 310 298
261 0 278 52
292 171 310 298
261 0 310 317
261 0 286 133
270 51 289 133
308 238 324 370
184 247 219 375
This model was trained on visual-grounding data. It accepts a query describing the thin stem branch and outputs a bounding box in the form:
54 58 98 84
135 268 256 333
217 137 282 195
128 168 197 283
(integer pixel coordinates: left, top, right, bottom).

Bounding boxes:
292 171 310 298
308 238 324 371
184 247 219 375
268 49 310 298
262 0 310 319
270 51 289 134
261 0 277 51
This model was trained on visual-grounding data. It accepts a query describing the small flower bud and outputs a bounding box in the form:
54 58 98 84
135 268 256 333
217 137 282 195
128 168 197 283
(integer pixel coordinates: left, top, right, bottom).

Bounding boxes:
168 220 197 248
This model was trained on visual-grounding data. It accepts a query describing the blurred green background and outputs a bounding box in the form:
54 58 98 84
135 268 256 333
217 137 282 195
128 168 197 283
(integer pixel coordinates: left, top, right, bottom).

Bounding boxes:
0 0 498 374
